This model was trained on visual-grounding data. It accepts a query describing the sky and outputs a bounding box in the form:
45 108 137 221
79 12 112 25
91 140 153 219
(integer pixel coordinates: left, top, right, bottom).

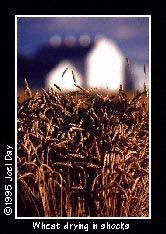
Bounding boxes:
17 16 150 88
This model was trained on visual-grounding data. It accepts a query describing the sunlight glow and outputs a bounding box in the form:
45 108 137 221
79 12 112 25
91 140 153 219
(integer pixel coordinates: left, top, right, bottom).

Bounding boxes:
45 60 83 91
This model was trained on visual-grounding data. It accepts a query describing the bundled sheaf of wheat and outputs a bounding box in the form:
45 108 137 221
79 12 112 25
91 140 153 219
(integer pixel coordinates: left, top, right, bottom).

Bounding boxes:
17 80 149 217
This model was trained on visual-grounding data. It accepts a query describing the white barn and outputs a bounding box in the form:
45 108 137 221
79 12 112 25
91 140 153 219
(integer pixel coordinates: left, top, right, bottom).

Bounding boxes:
86 37 125 91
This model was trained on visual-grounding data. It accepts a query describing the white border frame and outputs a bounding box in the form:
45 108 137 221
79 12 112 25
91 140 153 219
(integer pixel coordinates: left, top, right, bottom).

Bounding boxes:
15 15 151 220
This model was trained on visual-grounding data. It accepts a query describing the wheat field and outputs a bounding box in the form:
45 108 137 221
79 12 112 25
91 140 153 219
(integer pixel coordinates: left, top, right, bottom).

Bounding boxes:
17 81 149 217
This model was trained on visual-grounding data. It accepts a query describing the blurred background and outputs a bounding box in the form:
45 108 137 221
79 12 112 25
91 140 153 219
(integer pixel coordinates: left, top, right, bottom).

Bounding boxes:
17 16 149 93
